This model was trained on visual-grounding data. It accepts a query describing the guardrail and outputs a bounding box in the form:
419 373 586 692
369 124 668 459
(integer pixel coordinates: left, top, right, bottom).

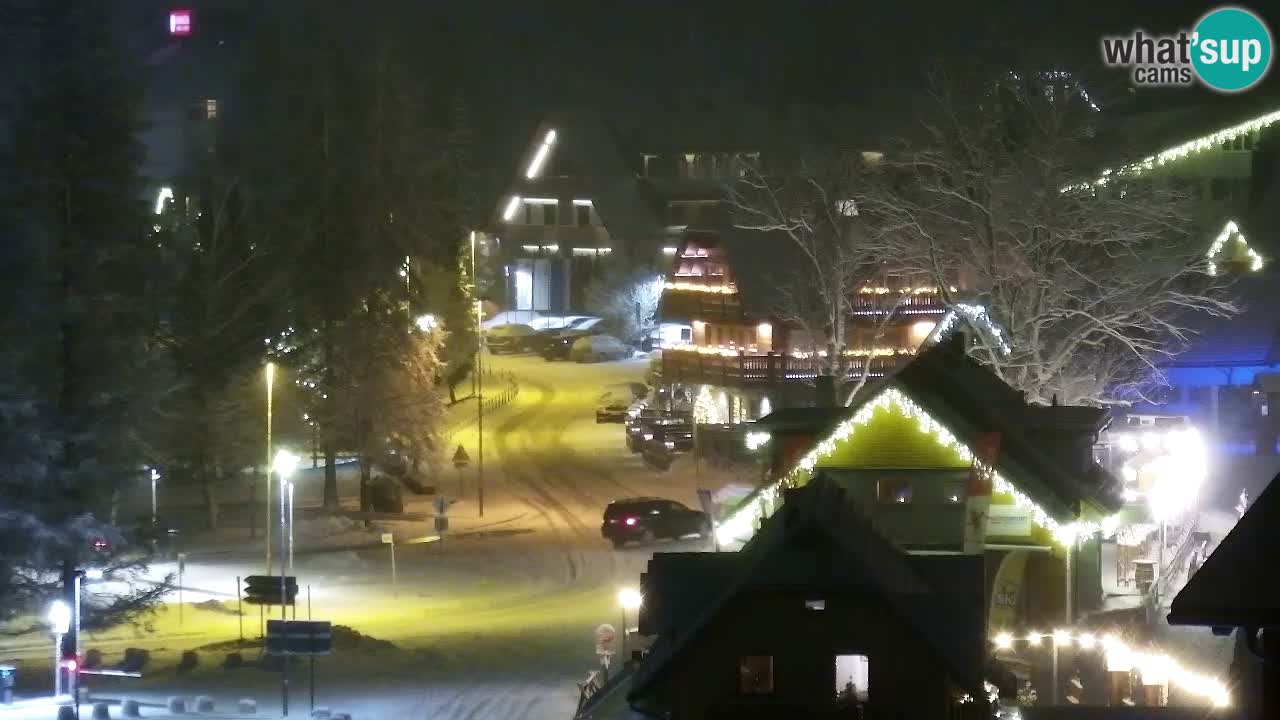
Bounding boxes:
444 369 520 438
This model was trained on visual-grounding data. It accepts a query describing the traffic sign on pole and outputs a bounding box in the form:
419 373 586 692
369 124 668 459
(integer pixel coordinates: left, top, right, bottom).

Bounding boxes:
452 445 470 469
266 620 332 656
245 575 298 606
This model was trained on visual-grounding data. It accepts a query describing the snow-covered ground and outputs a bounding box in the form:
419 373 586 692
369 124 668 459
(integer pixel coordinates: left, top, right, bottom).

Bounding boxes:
0 352 733 720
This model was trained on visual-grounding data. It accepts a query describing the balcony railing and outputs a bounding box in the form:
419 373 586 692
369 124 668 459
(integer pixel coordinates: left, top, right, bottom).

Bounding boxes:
660 351 906 388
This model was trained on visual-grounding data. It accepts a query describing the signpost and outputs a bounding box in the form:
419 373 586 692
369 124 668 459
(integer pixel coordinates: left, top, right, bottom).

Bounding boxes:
452 445 470 498
696 488 717 551
382 533 396 586
433 496 449 538
594 623 617 674
266 620 332 716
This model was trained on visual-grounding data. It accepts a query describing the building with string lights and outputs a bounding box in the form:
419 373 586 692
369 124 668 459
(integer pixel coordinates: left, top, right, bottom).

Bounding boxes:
654 227 959 422
1077 94 1280 453
479 106 873 321
626 477 992 719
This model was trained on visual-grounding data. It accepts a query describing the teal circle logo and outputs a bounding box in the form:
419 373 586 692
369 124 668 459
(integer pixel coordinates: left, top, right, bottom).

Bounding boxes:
1192 7 1273 92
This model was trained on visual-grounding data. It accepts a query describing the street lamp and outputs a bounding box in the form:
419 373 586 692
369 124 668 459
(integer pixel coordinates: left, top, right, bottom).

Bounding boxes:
471 230 485 518
47 601 70 696
265 362 276 573
149 467 160 529
415 314 437 332
274 449 301 593
617 587 642 661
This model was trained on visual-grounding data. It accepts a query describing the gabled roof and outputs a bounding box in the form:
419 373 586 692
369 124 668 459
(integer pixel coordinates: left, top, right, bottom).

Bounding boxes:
1168 471 1280 629
662 226 805 319
491 110 666 249
1076 91 1280 190
717 339 1122 548
629 478 987 705
889 340 1122 518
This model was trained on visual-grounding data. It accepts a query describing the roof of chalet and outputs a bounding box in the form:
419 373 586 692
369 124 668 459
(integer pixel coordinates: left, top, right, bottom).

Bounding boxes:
629 478 987 705
1168 470 1280 628
1085 89 1280 175
664 225 804 319
762 338 1122 520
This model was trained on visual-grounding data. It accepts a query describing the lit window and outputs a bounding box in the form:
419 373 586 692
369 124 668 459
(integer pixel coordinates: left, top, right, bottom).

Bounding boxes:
738 656 773 695
205 98 218 120
805 599 825 611
877 478 912 505
834 655 870 705
169 9 192 36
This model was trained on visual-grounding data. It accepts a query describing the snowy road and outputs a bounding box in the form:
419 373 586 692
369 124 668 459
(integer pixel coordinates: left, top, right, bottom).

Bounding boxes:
1 352 723 720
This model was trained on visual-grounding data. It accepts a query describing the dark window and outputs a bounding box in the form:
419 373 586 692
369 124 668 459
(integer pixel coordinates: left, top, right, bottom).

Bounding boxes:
543 204 558 226
739 656 774 695
576 205 591 226
877 478 912 504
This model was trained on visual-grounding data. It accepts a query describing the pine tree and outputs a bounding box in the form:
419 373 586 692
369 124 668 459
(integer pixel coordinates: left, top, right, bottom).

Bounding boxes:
0 1 167 627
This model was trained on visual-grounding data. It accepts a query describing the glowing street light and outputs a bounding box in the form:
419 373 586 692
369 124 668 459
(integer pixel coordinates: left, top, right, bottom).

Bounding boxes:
274 449 301 581
617 587 643 660
415 314 438 332
264 362 276 573
993 632 1013 650
47 600 71 695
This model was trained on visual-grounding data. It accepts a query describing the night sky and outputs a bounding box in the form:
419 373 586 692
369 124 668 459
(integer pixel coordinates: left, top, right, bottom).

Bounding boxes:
104 0 1280 188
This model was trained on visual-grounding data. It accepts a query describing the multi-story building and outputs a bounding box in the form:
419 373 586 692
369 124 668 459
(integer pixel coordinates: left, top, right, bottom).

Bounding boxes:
655 227 953 421
479 107 850 320
136 3 247 219
1081 96 1280 450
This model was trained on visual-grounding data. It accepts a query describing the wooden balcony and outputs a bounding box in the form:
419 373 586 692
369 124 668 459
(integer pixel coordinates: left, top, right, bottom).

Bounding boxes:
660 350 905 389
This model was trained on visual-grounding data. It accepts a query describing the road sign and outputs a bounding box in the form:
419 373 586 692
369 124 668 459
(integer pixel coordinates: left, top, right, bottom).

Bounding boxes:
265 620 332 656
244 575 298 606
452 445 470 469
381 533 393 544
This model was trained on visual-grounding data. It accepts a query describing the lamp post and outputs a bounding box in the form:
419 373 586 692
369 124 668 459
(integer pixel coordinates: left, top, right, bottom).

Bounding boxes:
617 587 642 661
273 448 299 720
265 362 275 570
47 601 70 696
273 449 301 604
471 231 485 518
149 468 160 529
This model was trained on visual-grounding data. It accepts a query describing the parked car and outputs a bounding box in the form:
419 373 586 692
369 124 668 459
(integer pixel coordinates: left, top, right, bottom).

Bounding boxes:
596 404 629 423
485 323 538 354
530 318 600 354
541 328 593 360
482 310 542 330
571 334 632 362
602 497 711 548
625 409 662 452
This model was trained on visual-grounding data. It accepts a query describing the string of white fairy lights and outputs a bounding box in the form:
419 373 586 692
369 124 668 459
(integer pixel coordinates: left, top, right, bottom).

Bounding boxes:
714 387 1115 547
991 629 1229 707
1063 108 1280 193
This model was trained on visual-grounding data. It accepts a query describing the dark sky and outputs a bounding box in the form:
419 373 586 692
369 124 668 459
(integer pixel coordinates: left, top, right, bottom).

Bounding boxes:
111 0 1280 186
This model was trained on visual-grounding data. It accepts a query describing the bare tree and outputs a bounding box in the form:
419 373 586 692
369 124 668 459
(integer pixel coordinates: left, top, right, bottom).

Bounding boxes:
585 261 663 343
725 151 898 401
860 69 1238 405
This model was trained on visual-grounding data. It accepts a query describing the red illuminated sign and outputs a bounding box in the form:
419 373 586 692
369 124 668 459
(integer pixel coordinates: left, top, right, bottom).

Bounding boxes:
169 9 192 37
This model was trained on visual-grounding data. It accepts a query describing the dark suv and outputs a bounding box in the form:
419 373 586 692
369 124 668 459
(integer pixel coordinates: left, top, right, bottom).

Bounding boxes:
602 497 710 548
